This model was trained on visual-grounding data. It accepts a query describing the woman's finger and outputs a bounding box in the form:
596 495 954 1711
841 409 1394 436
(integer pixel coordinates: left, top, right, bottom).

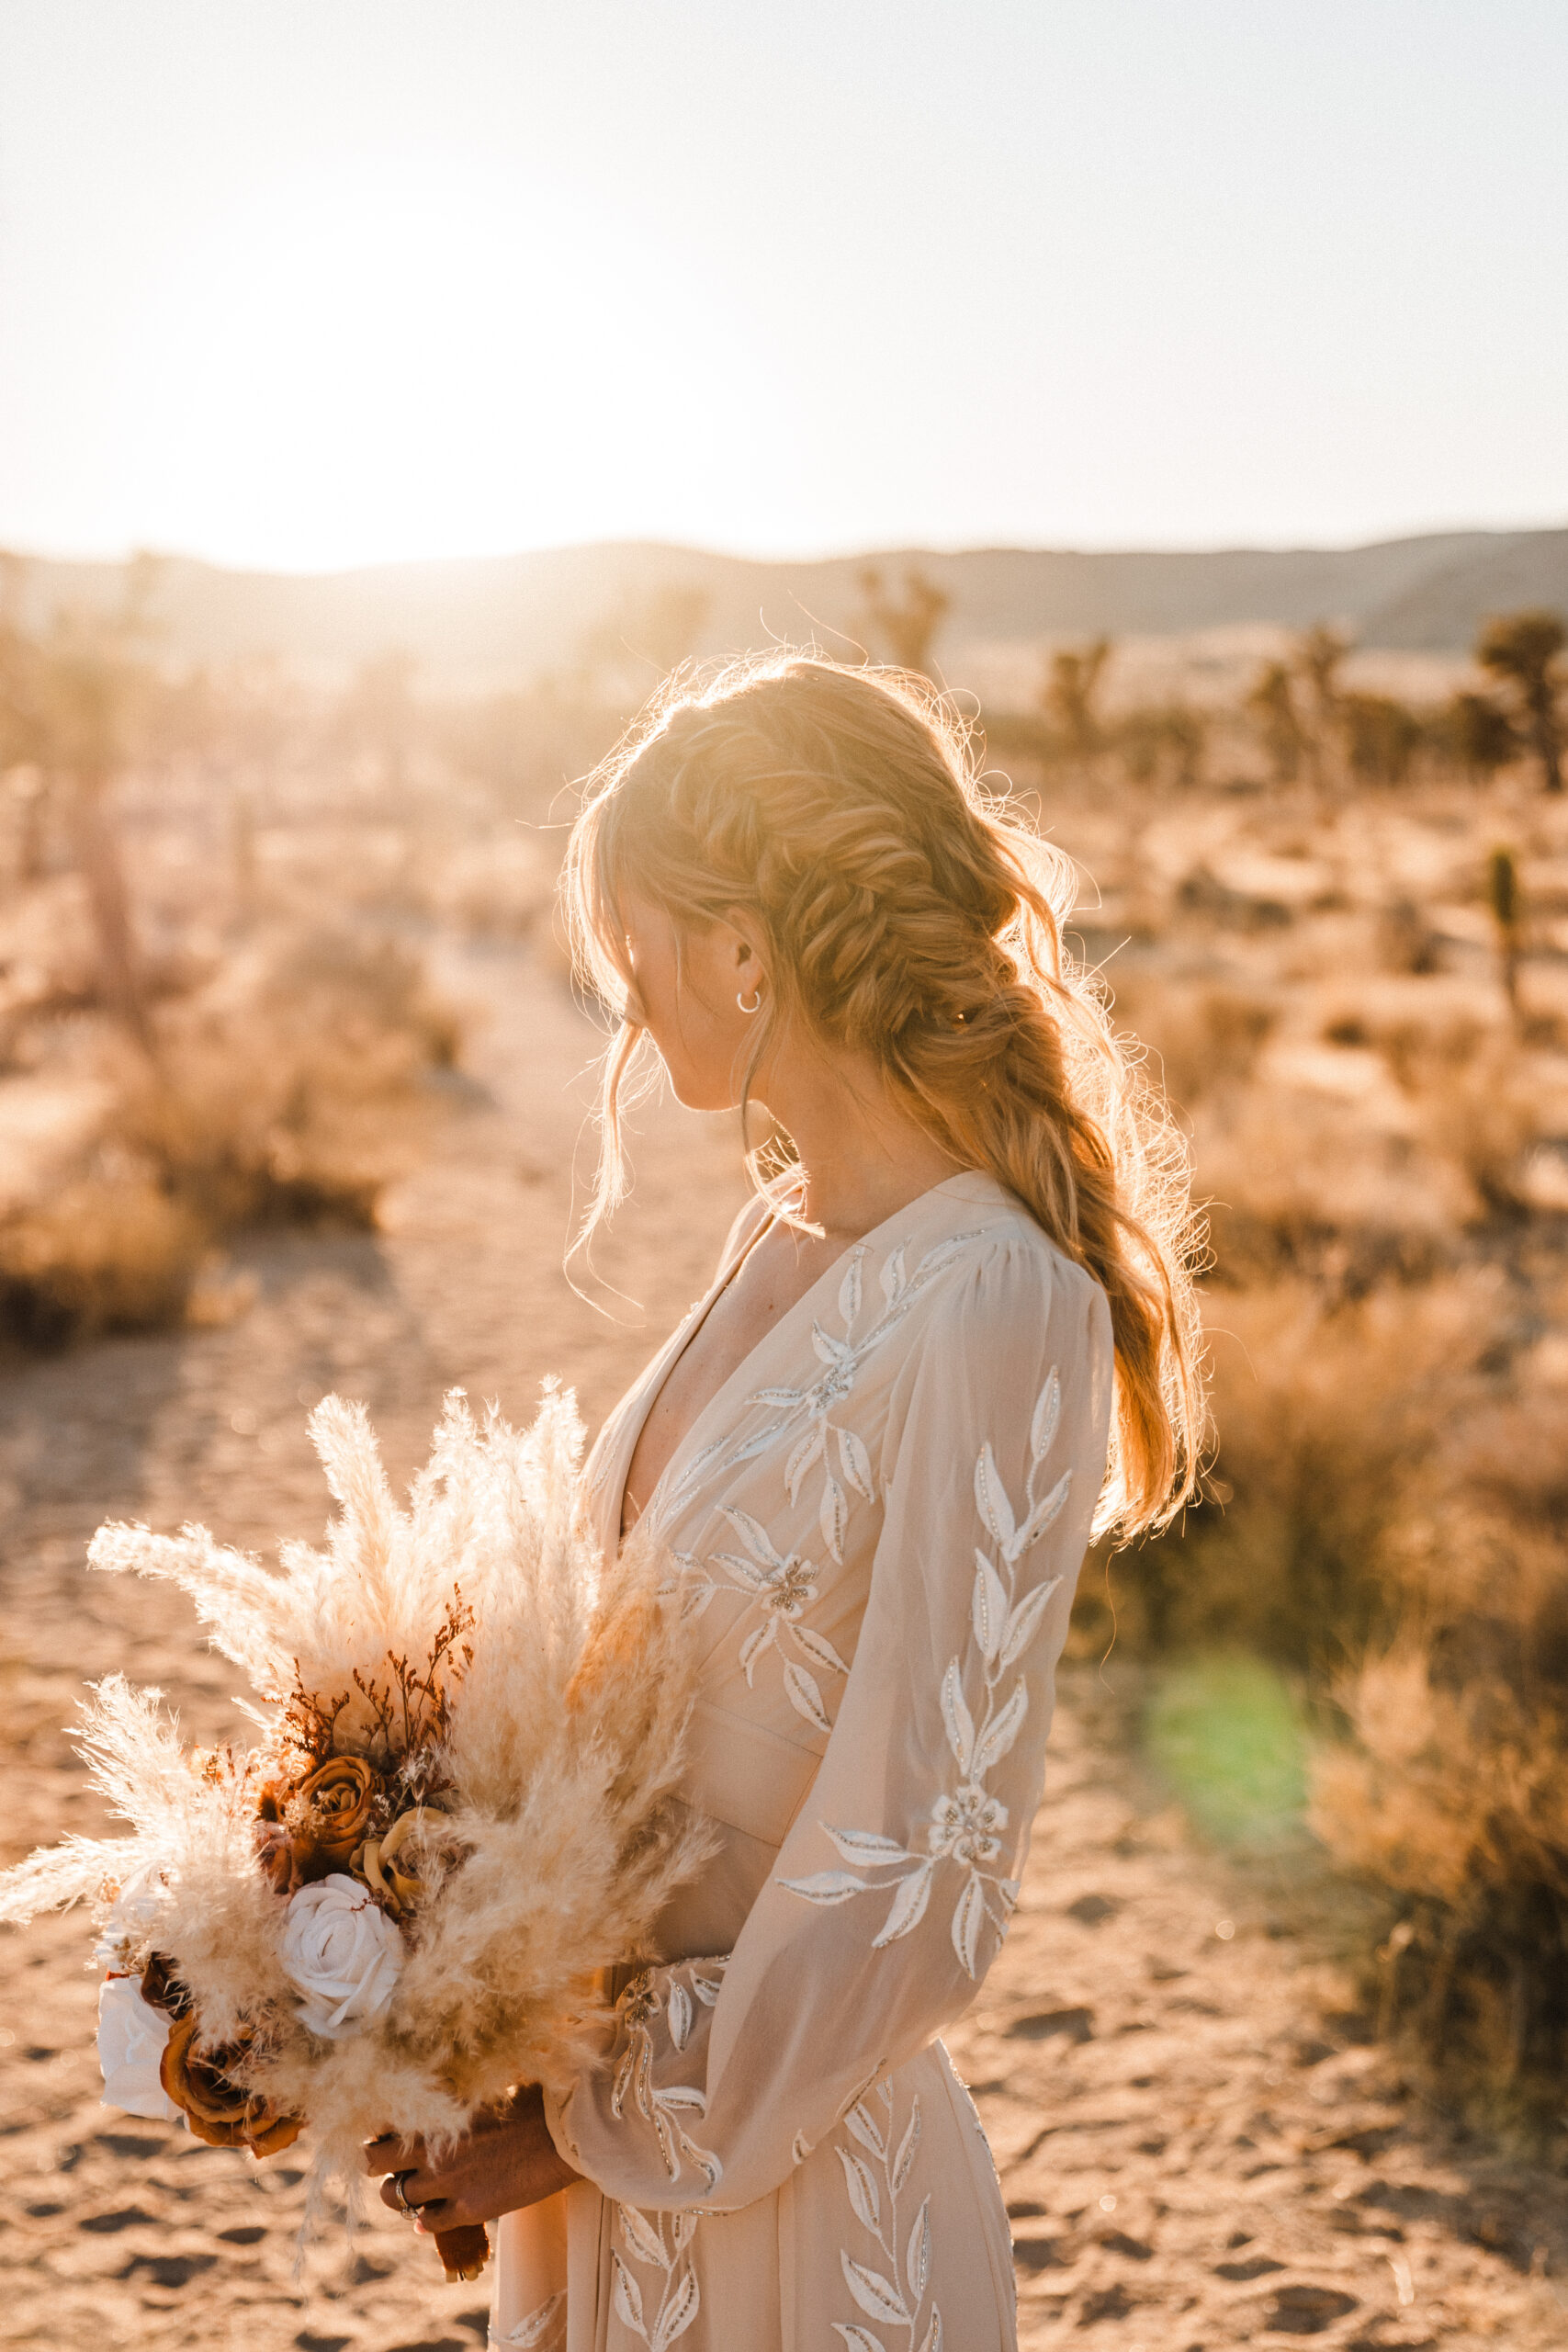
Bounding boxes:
378 2164 441 2214
364 2132 425 2175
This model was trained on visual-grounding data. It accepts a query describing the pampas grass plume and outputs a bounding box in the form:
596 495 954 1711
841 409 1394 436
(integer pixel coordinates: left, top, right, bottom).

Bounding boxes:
0 1385 710 2208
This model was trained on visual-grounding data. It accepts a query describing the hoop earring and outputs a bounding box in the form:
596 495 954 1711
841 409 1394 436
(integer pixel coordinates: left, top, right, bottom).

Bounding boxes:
736 985 764 1015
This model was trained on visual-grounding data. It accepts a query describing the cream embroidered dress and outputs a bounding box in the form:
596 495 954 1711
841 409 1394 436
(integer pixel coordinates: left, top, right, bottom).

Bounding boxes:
491 1171 1113 2352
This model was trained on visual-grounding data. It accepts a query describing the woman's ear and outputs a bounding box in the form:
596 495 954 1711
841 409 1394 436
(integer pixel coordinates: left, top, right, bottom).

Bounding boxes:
721 909 770 989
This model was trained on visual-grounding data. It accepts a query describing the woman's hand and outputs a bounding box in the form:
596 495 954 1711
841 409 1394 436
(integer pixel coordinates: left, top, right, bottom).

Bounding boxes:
365 2086 581 2231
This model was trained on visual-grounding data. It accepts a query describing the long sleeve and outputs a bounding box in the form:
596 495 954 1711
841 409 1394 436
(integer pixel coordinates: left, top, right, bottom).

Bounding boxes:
546 1232 1113 2216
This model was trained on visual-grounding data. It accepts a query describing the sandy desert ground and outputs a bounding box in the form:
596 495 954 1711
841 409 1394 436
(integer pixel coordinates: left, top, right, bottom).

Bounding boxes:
2 936 1565 2352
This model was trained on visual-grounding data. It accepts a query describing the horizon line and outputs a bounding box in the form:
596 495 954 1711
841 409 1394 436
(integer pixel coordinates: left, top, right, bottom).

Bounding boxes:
4 515 1568 583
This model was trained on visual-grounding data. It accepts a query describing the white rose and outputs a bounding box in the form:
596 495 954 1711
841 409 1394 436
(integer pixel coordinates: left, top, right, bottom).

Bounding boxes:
97 1975 180 2122
281 1873 403 2039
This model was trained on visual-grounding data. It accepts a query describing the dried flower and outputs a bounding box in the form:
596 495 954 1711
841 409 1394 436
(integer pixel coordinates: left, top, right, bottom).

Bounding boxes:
254 1816 299 1897
159 2014 303 2155
294 1756 380 1869
356 1804 445 1919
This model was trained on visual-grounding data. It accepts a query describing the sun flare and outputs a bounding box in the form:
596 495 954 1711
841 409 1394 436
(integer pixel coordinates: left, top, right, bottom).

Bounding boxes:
115 155 782 571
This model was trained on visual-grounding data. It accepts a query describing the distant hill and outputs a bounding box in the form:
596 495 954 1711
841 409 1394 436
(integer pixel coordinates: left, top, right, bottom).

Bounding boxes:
5 526 1566 688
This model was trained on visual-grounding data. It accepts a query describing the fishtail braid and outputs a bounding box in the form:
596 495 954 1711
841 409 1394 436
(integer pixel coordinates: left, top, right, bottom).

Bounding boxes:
565 652 1205 1536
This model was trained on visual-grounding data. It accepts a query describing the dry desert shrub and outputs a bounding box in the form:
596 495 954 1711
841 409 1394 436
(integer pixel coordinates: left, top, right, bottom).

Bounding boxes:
432 830 557 940
1177 978 1562 1289
0 1174 205 1347
1341 1001 1567 1223
123 927 460 1231
0 925 464 1348
1097 1278 1483 1665
1416 1037 1556 1219
1312 1471 1568 2122
1196 1090 1465 1290
1110 972 1279 1114
125 1026 424 1232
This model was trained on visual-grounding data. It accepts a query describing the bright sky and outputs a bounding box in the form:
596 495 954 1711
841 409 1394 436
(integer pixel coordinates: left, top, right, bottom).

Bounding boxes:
1 1 1564 571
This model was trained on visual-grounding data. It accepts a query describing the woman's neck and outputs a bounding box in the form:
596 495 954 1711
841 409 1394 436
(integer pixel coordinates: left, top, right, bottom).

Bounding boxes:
759 1041 964 1245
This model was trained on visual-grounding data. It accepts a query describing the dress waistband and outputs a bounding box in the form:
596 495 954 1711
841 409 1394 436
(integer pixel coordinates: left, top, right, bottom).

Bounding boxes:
679 1696 822 1849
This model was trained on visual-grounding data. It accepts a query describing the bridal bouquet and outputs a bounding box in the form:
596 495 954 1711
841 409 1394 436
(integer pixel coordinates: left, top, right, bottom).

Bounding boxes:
0 1386 705 2284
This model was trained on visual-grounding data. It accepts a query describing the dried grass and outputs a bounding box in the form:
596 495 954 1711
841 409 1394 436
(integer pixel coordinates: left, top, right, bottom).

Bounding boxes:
0 1175 206 1346
1089 1278 1483 1665
123 1021 434 1233
1110 973 1279 1114
0 925 462 1348
1311 1493 1568 2121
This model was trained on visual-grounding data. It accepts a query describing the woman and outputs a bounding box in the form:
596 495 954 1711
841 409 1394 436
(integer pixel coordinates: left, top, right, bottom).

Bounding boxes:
367 655 1202 2350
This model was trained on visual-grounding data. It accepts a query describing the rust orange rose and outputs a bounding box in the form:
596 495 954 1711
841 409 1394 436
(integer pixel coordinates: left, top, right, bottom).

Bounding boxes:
256 1756 382 1892
296 1756 380 1867
159 2013 304 2156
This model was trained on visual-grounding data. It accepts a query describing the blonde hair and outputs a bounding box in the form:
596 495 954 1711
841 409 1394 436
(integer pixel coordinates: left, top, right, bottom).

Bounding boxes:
563 653 1205 1537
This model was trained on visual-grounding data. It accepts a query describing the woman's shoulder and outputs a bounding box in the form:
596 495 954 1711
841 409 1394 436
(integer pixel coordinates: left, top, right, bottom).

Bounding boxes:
886 1174 1114 1470
918 1171 1111 1343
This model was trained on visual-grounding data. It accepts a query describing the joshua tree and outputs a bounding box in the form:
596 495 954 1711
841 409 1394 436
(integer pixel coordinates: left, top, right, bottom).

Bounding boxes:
0 589 154 1047
1486 844 1522 1021
856 566 950 677
1476 609 1564 794
1119 701 1207 789
1443 689 1518 786
52 628 154 1048
1293 623 1350 792
1039 637 1111 768
1339 692 1422 788
1246 660 1307 785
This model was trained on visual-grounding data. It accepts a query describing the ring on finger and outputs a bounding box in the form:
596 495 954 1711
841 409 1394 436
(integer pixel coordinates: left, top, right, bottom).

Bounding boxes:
391 2169 421 2217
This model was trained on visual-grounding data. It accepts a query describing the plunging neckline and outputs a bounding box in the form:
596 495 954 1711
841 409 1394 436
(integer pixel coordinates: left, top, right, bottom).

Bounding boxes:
609 1169 1001 1545
615 1193 779 1538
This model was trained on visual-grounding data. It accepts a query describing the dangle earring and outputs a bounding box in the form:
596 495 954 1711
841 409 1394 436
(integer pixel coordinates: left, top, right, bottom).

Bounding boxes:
736 983 764 1014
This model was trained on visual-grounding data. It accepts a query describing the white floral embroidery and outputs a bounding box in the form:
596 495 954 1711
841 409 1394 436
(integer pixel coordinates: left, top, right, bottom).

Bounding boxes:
495 2290 565 2347
677 1508 849 1734
612 2205 701 2349
610 1967 723 2192
664 1233 990 1732
780 1369 1069 1978
832 2081 943 2352
652 1231 987 1547
745 1238 982 1559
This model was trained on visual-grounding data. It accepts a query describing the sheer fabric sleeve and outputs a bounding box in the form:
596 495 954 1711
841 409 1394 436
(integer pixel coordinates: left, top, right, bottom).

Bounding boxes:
545 1233 1114 2213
